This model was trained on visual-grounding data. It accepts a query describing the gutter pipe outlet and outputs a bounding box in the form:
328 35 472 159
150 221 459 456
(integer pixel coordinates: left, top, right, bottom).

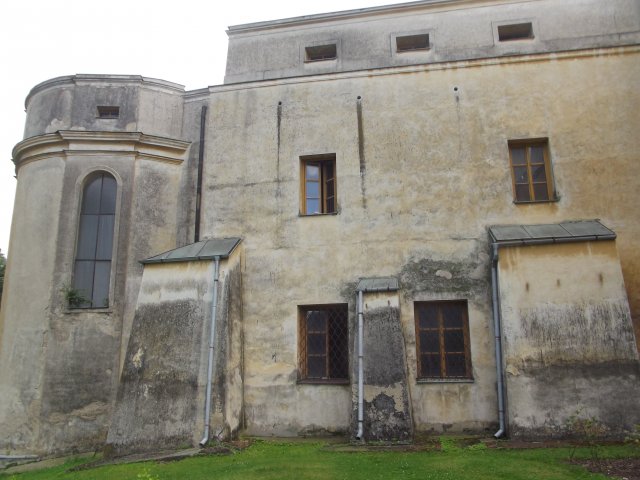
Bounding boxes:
490 243 506 438
200 255 221 447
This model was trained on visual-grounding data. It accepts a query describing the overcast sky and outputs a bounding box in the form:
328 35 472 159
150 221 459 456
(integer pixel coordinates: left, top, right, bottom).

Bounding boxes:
0 0 409 256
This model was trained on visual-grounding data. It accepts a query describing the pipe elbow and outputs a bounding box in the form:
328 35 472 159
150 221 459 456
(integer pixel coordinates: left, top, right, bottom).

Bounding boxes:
491 243 499 262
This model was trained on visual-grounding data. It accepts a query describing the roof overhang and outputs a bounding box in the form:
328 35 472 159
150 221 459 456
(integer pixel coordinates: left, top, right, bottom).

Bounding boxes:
357 277 399 293
227 0 527 35
141 237 242 264
489 220 616 247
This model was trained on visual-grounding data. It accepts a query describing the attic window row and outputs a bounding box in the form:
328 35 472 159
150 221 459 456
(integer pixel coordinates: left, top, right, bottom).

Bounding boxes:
304 22 534 62
305 44 338 62
396 34 430 52
498 22 534 41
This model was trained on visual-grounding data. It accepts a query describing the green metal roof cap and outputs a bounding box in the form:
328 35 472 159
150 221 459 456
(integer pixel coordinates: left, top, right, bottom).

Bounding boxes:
141 237 242 264
489 220 615 245
356 277 399 292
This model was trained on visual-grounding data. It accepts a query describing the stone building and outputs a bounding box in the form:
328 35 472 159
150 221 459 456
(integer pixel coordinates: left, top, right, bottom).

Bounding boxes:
1 0 639 456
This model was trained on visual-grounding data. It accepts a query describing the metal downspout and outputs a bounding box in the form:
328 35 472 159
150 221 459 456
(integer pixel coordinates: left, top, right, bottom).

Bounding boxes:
200 256 220 447
491 243 506 438
355 290 364 440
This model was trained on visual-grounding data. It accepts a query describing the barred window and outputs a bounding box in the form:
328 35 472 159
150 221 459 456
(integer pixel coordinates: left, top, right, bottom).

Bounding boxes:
415 301 472 380
298 304 349 383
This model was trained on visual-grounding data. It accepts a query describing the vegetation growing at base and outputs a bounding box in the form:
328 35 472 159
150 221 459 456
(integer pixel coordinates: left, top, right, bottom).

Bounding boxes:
564 407 609 462
1 439 639 480
61 284 88 308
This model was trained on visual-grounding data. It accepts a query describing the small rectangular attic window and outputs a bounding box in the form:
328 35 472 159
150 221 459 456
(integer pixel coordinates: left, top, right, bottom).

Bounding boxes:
97 106 120 118
498 22 534 41
396 34 430 52
305 44 337 62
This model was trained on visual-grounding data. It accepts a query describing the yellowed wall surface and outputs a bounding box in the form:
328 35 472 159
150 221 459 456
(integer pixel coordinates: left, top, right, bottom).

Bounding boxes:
498 241 639 436
200 49 639 434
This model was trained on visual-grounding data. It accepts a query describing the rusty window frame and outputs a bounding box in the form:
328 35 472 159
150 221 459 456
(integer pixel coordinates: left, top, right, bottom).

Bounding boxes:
414 301 473 380
298 304 349 384
300 154 337 215
508 139 555 203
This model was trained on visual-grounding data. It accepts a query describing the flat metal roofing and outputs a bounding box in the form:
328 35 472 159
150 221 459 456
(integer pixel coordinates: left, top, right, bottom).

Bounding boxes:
141 237 241 264
357 277 399 292
227 0 483 33
489 220 615 246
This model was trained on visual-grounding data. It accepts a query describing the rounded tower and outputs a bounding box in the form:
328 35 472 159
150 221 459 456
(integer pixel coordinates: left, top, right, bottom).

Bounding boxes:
0 75 190 454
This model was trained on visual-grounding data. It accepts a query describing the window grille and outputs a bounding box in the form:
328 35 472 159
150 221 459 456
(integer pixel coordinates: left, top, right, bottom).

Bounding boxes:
299 304 349 382
415 301 472 379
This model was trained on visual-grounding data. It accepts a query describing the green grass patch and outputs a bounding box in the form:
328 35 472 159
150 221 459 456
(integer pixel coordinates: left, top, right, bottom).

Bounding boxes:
2 440 638 480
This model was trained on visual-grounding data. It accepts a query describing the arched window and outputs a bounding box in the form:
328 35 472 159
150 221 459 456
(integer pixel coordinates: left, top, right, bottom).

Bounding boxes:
72 172 117 308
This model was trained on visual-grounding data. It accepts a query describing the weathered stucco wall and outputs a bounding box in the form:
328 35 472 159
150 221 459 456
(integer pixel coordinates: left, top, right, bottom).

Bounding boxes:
351 291 413 442
2 1 639 454
208 250 244 440
23 75 185 139
225 0 640 83
498 241 640 437
106 261 212 456
106 248 243 456
400 250 496 434
202 47 640 436
0 78 191 454
0 158 65 453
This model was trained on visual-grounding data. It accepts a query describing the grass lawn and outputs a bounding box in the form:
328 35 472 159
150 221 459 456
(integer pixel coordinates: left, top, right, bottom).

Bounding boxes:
2 439 638 480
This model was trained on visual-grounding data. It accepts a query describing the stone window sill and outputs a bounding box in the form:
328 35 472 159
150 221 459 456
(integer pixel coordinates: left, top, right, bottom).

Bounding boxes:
417 378 474 384
64 307 113 314
297 379 350 385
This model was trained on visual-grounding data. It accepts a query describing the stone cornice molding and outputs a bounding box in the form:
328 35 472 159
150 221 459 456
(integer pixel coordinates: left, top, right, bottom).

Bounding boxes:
12 131 191 171
184 44 640 101
25 75 185 109
226 0 529 35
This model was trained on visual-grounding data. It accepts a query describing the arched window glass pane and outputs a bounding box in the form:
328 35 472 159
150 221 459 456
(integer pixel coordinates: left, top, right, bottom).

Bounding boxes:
82 178 102 214
100 175 117 214
72 172 117 308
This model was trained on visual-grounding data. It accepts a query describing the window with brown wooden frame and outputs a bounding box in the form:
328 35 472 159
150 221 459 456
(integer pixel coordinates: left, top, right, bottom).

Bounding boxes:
300 155 337 215
508 139 555 203
415 301 472 380
298 304 349 383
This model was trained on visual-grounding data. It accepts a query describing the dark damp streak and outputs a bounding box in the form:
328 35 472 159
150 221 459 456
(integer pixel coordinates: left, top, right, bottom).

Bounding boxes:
356 96 367 209
195 105 207 242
